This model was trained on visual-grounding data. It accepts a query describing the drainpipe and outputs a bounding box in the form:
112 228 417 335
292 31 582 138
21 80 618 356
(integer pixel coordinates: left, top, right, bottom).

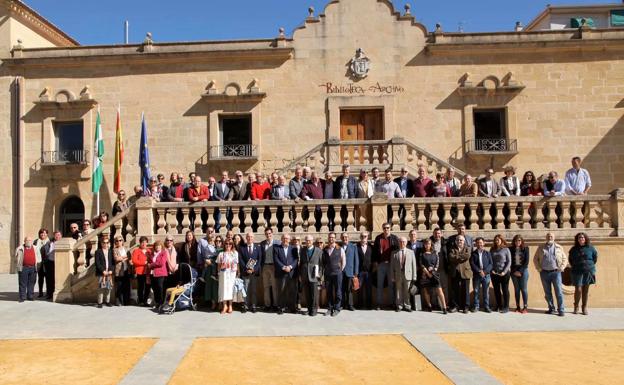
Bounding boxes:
13 76 24 272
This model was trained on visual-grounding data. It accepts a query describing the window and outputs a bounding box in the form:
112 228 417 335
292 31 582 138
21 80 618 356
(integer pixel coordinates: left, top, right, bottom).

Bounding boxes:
218 115 253 157
611 10 624 27
473 108 510 152
51 121 85 163
59 196 85 237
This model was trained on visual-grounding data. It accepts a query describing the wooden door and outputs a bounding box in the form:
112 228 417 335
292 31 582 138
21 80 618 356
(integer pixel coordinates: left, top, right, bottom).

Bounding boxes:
340 109 383 164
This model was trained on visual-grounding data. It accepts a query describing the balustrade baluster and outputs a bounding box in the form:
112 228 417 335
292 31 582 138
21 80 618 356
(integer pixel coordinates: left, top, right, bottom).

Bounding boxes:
114 219 123 239
307 206 316 231
166 208 178 235
257 206 267 234
468 203 479 230
509 202 520 230
76 243 86 274
231 207 241 233
320 206 329 232
281 206 292 232
334 205 343 231
416 203 426 231
182 207 190 234
381 145 389 164
363 145 370 165
156 208 167 235
193 209 203 235
588 200 599 229
404 203 414 231
353 147 360 165
268 206 278 231
358 205 367 232
534 201 546 230
242 207 252 233
561 201 572 229
442 203 452 230
218 208 228 234
546 201 557 229
294 206 304 232
372 146 379 164
520 202 531 229
346 204 356 232
390 204 400 231
599 201 610 228
457 203 466 228
494 202 505 229
482 202 492 230
430 203 440 230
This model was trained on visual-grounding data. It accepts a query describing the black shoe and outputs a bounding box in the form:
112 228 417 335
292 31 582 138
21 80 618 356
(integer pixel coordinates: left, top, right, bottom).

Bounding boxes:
309 311 317 317
424 306 432 312
332 309 339 317
18 299 24 303
395 306 401 312
347 306 355 311
241 306 247 314
325 310 333 316
442 308 447 314
484 308 492 313
545 309 555 315
471 308 478 313
97 304 103 308
38 293 43 298
404 308 413 313
500 308 509 314
462 308 468 314
558 311 565 317
250 307 257 314
106 302 113 307
277 308 283 315
448 307 458 313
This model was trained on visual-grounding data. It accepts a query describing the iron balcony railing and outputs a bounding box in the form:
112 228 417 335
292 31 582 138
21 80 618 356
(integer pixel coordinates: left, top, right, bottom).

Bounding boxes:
42 150 89 165
466 138 517 153
209 144 258 159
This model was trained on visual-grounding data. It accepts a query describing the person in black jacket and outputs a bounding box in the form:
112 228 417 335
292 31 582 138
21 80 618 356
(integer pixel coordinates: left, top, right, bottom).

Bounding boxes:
356 232 373 309
95 238 115 308
372 224 400 310
470 237 493 313
509 235 530 313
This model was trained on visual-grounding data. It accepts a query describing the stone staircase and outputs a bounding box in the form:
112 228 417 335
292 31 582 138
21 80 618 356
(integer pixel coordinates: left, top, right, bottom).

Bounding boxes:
280 137 465 177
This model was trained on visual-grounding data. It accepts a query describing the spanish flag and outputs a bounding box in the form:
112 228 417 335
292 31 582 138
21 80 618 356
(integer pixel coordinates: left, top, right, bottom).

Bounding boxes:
113 105 124 193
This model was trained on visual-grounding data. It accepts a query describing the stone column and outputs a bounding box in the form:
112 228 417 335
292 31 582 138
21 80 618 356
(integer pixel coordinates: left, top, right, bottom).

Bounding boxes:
327 136 341 172
53 238 76 303
135 197 155 242
371 192 388 237
391 136 407 170
610 189 624 237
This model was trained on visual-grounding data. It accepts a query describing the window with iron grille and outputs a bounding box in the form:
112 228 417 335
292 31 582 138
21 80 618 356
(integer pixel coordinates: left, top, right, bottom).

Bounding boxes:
473 108 508 152
219 114 252 157
52 121 85 163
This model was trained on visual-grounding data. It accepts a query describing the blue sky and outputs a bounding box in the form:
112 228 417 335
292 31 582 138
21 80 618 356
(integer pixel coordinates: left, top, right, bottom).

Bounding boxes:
27 0 606 45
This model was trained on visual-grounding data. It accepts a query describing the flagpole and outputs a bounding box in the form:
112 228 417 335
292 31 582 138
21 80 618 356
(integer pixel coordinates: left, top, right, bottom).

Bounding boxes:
96 105 100 216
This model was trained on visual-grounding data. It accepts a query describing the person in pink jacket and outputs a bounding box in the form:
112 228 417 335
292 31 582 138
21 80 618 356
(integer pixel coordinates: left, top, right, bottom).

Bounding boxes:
148 240 169 307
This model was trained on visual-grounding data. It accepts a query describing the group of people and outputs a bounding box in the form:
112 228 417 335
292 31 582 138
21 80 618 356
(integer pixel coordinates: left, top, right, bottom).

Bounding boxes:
113 156 592 208
15 222 598 318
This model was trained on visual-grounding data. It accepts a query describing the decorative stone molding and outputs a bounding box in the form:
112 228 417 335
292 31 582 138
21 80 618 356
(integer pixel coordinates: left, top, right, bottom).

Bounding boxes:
2 0 79 46
457 73 524 96
34 87 97 109
201 80 266 103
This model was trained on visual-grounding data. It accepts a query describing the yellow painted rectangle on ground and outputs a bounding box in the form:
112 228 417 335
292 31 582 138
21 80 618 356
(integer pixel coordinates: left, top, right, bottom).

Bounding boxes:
441 331 624 385
169 335 451 385
0 338 156 385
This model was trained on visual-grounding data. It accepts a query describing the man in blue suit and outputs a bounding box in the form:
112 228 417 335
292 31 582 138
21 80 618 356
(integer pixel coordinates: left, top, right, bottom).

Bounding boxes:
239 232 262 313
334 164 358 199
470 237 493 313
273 233 298 314
340 232 359 311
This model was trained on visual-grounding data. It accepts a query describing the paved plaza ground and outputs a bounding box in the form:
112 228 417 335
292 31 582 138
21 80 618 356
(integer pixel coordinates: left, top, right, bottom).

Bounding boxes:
1 274 623 385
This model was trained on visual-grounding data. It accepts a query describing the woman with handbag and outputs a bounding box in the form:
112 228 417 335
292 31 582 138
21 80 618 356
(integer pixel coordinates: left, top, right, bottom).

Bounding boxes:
95 238 114 308
148 240 169 309
217 238 239 314
113 235 131 306
569 232 598 315
419 238 447 314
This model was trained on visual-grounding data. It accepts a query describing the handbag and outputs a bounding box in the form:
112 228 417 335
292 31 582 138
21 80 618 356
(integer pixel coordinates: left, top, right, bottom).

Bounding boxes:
352 277 360 291
561 266 572 286
409 281 419 296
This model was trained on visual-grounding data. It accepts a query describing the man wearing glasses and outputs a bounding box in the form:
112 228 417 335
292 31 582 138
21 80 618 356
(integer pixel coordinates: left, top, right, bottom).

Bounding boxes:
478 168 500 198
543 171 566 197
228 171 249 201
373 223 400 310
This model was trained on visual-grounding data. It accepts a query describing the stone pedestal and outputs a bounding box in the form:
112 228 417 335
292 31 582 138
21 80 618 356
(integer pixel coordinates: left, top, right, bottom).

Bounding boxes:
53 238 75 303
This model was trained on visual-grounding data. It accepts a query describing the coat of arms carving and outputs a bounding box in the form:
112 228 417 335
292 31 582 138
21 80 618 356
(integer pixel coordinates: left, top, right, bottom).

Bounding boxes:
348 48 371 79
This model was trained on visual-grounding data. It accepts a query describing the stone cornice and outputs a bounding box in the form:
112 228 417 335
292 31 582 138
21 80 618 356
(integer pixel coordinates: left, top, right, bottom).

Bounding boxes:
426 28 624 55
1 0 78 46
3 40 294 69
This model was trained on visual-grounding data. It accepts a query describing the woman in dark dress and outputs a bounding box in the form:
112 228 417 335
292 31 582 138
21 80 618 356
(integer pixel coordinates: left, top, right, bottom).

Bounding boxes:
509 235 530 313
419 238 447 314
569 232 598 315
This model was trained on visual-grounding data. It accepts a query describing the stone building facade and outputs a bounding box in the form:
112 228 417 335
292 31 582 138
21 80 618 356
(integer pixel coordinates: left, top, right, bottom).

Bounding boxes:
1 0 624 272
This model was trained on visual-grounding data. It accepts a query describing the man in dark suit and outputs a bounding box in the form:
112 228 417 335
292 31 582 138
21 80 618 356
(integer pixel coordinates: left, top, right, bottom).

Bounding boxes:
239 232 262 313
340 232 359 311
95 238 115 308
394 167 414 228
356 231 373 309
300 235 322 316
373 224 400 309
259 228 280 311
470 237 493 313
334 164 358 199
213 171 232 230
273 233 298 314
322 171 336 230
289 166 304 200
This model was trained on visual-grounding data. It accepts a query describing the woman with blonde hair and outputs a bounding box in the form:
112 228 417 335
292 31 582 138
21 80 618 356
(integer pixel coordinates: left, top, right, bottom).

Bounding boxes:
217 238 239 314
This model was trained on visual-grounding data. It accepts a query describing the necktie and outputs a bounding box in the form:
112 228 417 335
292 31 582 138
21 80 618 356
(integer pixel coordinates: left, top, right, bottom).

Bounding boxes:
248 246 252 255
401 250 405 269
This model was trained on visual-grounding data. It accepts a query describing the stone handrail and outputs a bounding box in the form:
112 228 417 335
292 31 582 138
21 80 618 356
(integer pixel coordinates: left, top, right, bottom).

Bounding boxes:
278 138 467 178
132 192 623 243
72 204 137 274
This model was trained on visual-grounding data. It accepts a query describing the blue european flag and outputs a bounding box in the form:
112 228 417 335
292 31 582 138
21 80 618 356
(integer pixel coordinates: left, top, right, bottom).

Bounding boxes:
139 112 151 193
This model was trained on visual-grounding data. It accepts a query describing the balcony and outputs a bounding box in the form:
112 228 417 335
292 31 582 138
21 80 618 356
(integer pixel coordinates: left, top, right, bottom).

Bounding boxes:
209 144 258 160
465 138 518 162
42 150 89 166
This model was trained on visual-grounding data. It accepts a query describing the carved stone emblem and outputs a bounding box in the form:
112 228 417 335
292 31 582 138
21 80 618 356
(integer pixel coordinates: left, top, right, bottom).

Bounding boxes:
348 48 371 79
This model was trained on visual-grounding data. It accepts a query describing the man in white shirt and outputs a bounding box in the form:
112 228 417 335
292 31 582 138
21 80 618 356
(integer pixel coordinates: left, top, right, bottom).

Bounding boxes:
565 156 592 195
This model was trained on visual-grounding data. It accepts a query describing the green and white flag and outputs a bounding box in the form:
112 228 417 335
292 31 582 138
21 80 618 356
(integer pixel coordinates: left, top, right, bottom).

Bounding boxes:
92 107 104 193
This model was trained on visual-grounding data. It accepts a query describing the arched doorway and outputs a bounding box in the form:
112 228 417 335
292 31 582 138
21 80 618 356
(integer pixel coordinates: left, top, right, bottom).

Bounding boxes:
59 196 85 236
